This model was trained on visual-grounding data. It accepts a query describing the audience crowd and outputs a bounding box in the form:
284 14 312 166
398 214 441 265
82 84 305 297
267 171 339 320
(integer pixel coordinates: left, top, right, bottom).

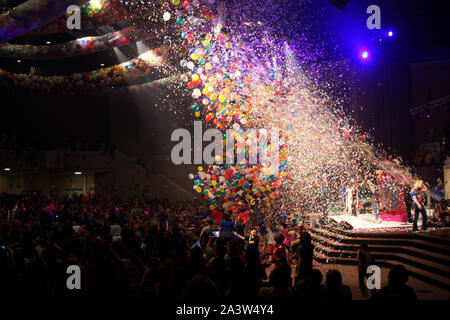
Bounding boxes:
0 192 418 303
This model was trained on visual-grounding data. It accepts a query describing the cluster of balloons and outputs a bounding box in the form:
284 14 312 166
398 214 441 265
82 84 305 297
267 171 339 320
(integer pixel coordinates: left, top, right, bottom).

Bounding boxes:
189 163 289 212
168 0 292 213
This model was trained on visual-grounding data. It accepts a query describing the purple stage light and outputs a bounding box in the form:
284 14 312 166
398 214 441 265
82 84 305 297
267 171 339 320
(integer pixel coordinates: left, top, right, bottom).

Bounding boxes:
361 51 369 59
388 30 393 37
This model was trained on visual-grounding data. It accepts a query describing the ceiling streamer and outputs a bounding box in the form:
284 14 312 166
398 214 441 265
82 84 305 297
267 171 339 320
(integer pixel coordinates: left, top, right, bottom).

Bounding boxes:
0 0 90 42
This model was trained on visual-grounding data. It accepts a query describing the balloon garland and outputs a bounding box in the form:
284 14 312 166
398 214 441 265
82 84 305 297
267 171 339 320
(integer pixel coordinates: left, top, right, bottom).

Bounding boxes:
0 26 164 60
0 46 171 94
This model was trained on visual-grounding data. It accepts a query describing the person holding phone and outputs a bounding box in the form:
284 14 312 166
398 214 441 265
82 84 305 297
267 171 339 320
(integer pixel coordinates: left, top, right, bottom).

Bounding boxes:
411 180 428 232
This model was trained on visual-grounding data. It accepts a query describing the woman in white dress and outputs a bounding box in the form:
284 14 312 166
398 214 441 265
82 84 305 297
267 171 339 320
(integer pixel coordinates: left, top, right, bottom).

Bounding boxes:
345 184 354 215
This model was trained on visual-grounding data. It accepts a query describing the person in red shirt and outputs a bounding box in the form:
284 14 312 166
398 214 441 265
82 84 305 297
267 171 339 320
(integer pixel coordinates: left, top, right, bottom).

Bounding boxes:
271 233 287 266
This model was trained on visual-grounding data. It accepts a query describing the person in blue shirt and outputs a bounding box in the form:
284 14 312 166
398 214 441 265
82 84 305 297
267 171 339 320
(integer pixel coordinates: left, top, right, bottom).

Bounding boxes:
431 177 445 204
234 218 246 241
219 213 235 243
411 180 428 232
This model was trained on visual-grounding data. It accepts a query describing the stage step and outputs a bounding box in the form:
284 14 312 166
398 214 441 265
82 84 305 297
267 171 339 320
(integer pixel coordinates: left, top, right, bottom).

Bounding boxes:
311 233 450 266
310 227 450 292
313 241 450 279
310 227 450 256
381 260 450 292
320 225 450 246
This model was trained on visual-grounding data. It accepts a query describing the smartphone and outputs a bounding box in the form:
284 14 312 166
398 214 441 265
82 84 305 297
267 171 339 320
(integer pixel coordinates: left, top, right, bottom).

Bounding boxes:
212 231 220 238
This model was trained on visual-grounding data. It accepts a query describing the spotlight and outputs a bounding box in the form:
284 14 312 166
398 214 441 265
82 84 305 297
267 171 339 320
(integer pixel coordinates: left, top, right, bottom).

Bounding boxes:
4 168 11 171
361 51 369 59
74 171 82 175
388 30 393 37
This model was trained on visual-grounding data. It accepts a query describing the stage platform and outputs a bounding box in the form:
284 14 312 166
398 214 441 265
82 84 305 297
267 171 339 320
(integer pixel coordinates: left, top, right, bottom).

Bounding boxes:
326 212 444 232
329 213 414 230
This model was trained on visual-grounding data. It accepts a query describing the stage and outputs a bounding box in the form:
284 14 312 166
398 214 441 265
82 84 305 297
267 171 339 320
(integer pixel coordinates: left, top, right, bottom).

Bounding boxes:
329 212 425 231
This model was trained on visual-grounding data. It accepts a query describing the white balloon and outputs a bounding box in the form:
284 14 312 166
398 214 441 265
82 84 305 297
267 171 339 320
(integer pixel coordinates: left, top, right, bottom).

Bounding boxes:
163 12 171 22
192 89 201 99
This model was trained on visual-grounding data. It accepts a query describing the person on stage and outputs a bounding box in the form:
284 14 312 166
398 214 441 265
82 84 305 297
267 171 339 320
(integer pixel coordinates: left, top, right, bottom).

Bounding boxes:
411 180 428 232
404 186 413 223
367 179 380 223
345 181 354 215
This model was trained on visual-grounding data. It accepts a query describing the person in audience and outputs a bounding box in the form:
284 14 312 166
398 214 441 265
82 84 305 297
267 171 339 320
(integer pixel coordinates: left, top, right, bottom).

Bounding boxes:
219 213 235 243
294 231 314 283
370 265 417 301
294 269 325 303
258 262 294 302
323 269 352 302
356 242 375 297
271 233 287 267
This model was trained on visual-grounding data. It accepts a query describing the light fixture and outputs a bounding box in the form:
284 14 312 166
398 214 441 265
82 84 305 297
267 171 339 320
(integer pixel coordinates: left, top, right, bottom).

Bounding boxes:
74 171 82 175
46 41 51 44
4 168 11 171
17 60 21 63
360 51 369 59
